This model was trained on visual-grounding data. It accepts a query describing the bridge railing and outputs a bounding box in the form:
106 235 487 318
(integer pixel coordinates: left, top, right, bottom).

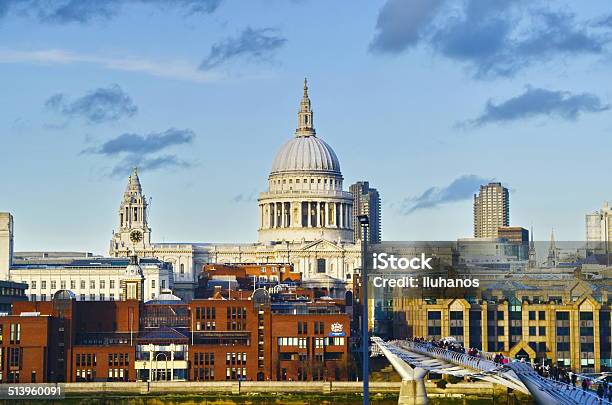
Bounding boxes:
397 341 502 374
508 362 612 405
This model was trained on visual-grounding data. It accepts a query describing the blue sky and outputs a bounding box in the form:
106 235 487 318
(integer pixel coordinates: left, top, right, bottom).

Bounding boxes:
1 0 612 253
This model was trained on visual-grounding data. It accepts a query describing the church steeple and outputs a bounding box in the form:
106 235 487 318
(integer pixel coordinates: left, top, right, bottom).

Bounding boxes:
547 228 557 268
296 78 316 137
110 167 152 257
528 226 537 268
126 167 142 194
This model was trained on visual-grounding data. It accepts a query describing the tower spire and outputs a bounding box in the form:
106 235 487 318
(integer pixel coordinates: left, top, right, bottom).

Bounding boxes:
126 167 142 193
296 77 315 137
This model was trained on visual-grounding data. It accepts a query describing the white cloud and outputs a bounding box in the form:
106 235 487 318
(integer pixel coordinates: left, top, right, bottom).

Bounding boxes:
0 48 221 83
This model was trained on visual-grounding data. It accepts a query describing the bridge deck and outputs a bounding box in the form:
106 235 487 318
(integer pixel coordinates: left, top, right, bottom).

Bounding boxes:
372 337 612 405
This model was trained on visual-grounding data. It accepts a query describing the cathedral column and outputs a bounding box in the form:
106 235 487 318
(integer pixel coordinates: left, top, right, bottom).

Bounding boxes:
281 202 285 228
322 202 326 228
316 202 321 227
345 203 349 228
272 203 277 228
307 202 312 227
347 205 352 229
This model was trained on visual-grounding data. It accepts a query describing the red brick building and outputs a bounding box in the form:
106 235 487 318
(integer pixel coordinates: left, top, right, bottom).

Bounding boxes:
0 287 350 383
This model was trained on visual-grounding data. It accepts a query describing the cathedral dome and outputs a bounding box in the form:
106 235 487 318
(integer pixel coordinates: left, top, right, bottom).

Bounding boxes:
258 80 354 245
271 135 340 175
270 79 341 176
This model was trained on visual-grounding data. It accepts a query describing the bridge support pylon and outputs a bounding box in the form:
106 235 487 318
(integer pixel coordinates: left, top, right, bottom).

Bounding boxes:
398 377 428 405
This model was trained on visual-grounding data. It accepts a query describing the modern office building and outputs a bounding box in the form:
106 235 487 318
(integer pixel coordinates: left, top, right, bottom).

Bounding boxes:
350 181 381 243
586 202 612 252
0 280 28 313
392 277 611 373
497 227 528 244
473 182 509 238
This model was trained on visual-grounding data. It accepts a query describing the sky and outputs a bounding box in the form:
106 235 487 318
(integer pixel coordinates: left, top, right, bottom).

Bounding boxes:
1 0 612 254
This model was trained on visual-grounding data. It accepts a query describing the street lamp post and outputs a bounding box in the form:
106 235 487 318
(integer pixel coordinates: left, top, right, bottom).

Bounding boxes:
357 214 370 405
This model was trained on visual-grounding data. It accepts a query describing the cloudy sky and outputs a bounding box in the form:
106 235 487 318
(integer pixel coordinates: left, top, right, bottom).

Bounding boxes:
1 0 611 253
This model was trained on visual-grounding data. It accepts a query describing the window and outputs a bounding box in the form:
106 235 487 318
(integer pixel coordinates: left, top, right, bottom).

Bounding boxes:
539 326 546 336
100 280 105 289
60 280 66 289
90 280 95 289
90 294 95 301
80 294 85 301
161 280 166 289
41 280 47 289
80 280 86 289
41 294 46 301
31 281 36 289
10 324 20 344
151 279 156 289
180 264 185 275
110 280 115 289
100 293 105 301
538 311 546 320
529 311 536 321
529 326 536 336
9 347 20 367
556 311 570 321
71 280 76 289
50 280 56 289
428 311 442 320
316 258 326 273
109 293 115 301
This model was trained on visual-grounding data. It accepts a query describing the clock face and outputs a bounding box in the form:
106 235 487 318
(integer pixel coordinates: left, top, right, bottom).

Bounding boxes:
130 230 143 243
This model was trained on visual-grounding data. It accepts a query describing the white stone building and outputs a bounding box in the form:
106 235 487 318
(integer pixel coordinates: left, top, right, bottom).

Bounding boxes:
0 80 363 301
8 257 173 302
108 80 362 299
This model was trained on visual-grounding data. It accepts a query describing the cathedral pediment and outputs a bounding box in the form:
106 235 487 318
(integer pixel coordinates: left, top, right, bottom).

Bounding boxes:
300 239 345 252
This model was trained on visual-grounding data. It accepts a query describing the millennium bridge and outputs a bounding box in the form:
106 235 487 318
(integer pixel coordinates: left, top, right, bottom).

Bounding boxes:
371 337 611 405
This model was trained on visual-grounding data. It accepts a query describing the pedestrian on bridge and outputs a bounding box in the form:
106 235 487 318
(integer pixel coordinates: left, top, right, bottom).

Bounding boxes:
570 371 577 388
582 377 591 391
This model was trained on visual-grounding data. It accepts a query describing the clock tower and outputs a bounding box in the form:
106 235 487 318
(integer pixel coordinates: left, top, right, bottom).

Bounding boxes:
110 167 152 256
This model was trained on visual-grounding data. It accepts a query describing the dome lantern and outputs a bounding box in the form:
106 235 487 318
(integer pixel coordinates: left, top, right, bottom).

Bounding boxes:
296 78 315 137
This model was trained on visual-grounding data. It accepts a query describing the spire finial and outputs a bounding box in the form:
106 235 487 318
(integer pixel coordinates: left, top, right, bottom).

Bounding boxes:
303 77 308 96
